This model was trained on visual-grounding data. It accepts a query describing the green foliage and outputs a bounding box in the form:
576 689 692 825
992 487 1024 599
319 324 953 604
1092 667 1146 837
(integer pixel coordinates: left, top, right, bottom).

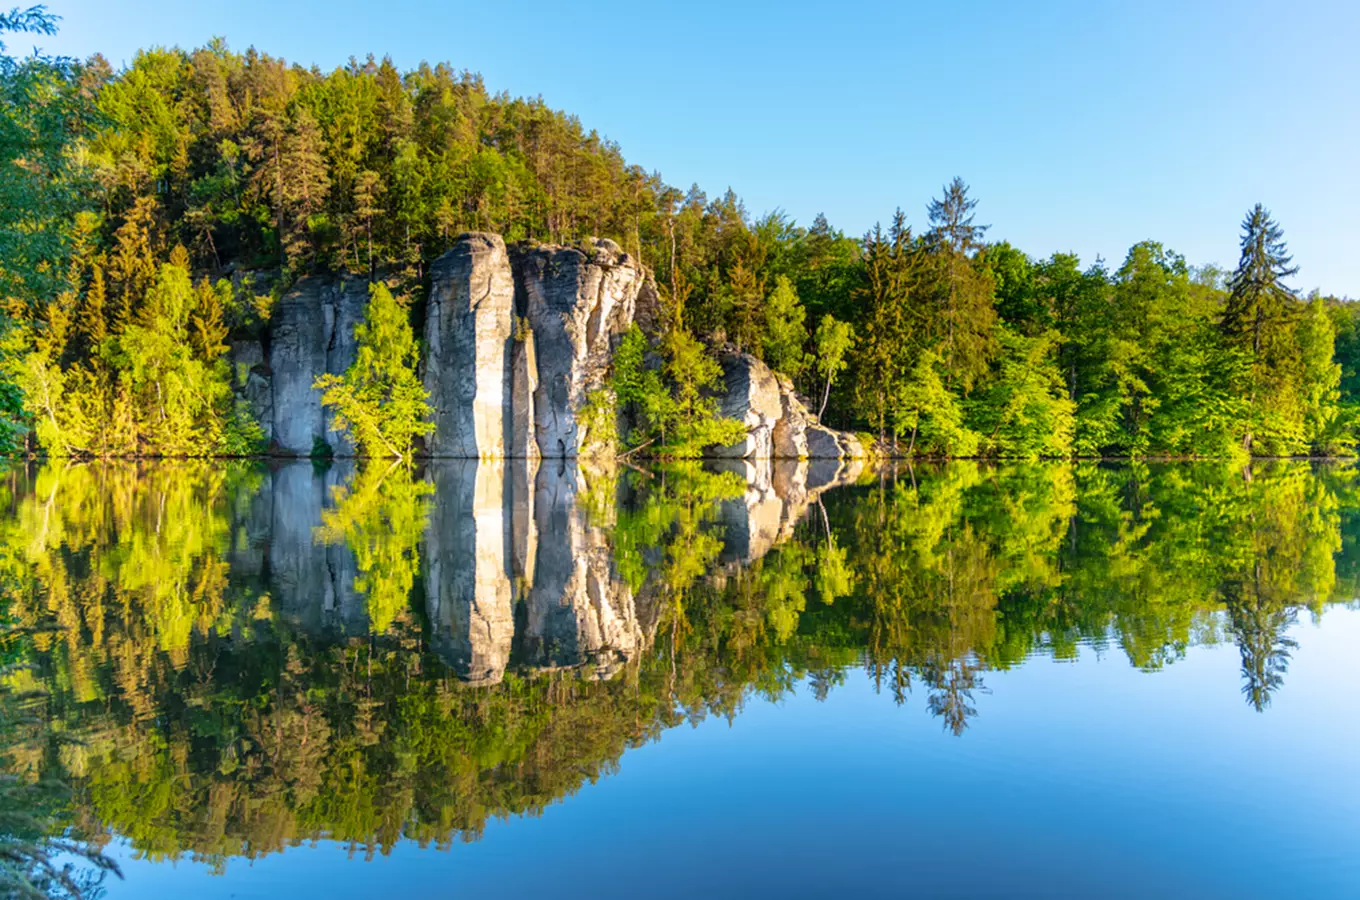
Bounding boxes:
974 329 1075 459
761 275 807 378
1297 296 1352 456
657 329 744 458
579 387 619 458
610 325 673 449
315 283 432 459
898 351 979 457
812 315 854 420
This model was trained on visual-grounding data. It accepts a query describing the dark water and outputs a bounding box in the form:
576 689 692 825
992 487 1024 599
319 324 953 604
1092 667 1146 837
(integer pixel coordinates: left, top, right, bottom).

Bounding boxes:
4 458 1359 898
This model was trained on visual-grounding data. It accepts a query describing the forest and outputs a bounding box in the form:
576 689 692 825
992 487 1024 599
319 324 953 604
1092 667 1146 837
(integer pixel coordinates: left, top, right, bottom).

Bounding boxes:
3 8 1360 460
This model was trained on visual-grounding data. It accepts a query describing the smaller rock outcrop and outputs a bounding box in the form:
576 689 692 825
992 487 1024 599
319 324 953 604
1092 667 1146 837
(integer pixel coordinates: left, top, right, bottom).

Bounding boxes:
710 351 784 459
710 350 864 462
228 340 273 446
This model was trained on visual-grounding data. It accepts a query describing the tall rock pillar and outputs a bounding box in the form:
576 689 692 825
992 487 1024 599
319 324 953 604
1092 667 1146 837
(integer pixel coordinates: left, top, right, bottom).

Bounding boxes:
424 233 516 458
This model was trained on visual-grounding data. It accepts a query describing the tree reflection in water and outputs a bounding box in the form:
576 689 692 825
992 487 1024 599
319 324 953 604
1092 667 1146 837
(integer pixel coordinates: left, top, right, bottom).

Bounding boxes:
0 457 1354 872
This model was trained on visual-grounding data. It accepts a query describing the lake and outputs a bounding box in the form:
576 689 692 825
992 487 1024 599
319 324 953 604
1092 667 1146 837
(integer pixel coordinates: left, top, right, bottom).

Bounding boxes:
3 458 1358 899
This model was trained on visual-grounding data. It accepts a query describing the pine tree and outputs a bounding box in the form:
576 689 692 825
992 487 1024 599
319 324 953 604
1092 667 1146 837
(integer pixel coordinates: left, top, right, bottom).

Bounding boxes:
1221 205 1304 453
279 106 331 267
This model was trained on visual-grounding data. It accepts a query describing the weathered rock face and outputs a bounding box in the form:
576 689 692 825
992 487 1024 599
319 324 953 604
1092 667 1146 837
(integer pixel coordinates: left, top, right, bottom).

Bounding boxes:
269 277 367 456
509 330 538 459
771 373 810 460
513 239 646 458
711 351 865 463
711 351 783 459
424 234 517 458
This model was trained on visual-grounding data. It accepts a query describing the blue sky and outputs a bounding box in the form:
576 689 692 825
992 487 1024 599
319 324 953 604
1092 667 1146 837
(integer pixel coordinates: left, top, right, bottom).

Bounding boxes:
29 0 1360 296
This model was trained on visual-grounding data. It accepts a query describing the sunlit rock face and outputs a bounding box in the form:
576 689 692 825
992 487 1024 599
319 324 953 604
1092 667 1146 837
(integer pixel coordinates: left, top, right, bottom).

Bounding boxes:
415 234 649 459
268 461 366 636
268 276 367 456
424 234 517 459
424 459 519 685
771 373 811 460
513 239 646 458
711 351 783 459
522 461 644 678
711 351 865 462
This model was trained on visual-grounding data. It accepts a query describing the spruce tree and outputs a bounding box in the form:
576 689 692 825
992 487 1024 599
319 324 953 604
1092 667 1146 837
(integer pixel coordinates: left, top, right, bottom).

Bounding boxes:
1220 204 1304 453
925 177 997 392
1221 203 1299 358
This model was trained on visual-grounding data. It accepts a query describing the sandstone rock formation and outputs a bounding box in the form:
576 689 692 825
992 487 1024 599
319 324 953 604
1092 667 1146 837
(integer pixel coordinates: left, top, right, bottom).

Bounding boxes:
268 276 367 456
253 234 864 464
514 238 646 458
423 234 516 458
710 351 784 459
418 234 648 459
710 350 866 463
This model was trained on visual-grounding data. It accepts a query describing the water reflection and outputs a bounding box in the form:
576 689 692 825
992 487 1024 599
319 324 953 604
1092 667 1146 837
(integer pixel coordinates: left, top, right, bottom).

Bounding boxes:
0 457 1355 872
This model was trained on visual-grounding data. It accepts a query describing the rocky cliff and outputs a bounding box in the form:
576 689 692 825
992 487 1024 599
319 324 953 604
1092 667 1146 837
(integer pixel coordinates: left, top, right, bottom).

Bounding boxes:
242 233 865 462
266 276 368 456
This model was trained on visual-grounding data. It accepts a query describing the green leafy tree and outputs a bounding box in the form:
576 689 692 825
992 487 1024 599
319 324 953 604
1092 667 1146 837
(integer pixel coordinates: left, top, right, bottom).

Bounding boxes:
761 275 807 378
975 328 1075 458
315 283 432 459
812 314 854 419
898 350 978 457
1296 296 1351 455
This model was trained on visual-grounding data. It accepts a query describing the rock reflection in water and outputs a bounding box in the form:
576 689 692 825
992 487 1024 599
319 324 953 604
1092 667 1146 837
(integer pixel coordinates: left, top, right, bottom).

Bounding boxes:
3 458 1358 879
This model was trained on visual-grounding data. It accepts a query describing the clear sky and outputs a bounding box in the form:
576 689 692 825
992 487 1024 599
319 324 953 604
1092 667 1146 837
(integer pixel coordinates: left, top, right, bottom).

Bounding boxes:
27 0 1360 296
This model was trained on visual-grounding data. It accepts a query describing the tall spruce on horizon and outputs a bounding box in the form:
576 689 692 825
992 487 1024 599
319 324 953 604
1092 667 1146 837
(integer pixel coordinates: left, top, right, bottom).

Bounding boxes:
926 177 996 393
1220 204 1304 453
1221 203 1300 357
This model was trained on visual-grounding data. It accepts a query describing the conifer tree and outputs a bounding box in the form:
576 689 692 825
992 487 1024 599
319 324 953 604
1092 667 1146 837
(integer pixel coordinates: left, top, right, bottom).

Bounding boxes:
925 177 997 391
1222 204 1299 358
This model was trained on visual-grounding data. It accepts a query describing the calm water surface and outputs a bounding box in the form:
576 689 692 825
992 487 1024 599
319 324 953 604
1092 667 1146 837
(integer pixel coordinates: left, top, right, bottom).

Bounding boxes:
4 458 1358 898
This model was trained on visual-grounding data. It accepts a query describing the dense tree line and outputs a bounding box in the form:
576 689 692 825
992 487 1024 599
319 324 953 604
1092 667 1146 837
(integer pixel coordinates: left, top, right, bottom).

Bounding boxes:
2 10 1358 458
